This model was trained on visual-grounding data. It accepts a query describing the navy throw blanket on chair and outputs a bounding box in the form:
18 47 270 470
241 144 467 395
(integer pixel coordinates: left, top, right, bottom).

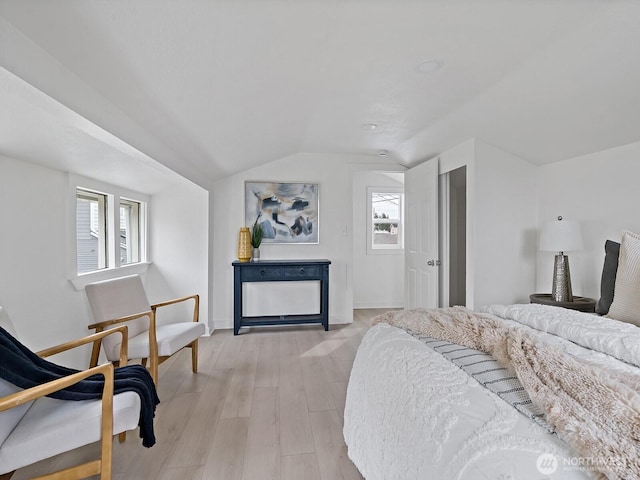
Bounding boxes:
0 326 160 447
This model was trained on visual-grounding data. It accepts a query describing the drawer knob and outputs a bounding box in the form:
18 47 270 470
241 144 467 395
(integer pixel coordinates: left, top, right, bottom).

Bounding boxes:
260 269 266 275
299 268 305 274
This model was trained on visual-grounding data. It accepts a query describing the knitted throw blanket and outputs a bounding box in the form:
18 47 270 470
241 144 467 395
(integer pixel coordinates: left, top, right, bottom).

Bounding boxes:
372 307 640 480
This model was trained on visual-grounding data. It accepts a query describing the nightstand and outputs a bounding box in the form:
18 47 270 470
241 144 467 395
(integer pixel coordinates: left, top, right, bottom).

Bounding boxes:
529 294 596 313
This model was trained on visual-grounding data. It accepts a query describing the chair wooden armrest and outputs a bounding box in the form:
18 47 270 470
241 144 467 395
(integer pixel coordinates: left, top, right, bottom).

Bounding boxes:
151 294 199 323
88 313 153 371
88 310 154 331
37 325 130 367
0 363 116 480
0 363 114 412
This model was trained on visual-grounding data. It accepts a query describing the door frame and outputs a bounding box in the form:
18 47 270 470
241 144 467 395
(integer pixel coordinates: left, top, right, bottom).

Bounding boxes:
439 171 450 308
348 163 407 316
439 152 475 309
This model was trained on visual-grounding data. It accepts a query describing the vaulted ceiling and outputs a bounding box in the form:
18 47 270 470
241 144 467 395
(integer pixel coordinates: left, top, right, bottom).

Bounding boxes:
1 1 639 191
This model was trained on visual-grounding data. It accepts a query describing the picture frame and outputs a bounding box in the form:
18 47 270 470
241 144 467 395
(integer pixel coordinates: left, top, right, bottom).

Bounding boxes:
244 181 319 244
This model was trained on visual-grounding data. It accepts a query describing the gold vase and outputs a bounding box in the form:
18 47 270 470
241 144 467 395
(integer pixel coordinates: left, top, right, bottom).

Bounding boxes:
237 227 252 262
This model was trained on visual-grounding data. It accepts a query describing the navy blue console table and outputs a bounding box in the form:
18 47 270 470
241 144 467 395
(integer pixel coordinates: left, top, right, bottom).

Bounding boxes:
232 259 331 335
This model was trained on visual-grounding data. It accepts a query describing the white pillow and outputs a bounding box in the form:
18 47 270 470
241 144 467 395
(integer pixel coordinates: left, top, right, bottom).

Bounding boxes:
607 230 640 326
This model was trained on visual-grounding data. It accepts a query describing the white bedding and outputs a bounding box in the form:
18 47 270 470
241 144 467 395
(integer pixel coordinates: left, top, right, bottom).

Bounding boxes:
482 304 640 370
343 304 640 480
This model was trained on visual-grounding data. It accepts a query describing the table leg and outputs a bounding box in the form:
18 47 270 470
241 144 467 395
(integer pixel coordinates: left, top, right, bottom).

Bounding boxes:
234 270 241 335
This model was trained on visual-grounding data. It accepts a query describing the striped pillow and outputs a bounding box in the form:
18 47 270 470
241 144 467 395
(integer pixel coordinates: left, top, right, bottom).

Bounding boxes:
607 230 640 326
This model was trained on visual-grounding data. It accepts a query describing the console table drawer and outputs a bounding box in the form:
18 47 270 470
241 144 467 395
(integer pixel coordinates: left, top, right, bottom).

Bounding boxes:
241 267 284 282
283 265 320 279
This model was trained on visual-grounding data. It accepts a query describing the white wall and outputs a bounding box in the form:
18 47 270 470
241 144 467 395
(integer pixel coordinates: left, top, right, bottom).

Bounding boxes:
536 141 640 299
0 154 209 366
0 155 88 365
352 171 404 308
438 139 538 309
210 152 399 330
473 140 538 307
147 182 210 331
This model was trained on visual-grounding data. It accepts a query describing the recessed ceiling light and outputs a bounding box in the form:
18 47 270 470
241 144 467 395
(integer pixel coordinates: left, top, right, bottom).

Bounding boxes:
377 150 388 157
362 123 378 131
416 59 443 73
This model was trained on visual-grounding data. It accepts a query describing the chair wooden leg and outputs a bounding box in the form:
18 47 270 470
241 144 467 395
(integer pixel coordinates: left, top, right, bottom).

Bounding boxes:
141 358 147 367
191 339 198 373
118 432 126 443
150 359 158 385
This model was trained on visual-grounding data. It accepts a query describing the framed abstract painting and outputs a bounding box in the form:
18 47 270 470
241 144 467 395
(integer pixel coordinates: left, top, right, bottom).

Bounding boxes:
244 181 319 244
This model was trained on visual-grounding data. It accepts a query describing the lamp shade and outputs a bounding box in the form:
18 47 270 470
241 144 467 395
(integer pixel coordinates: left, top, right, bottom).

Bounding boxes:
540 217 583 252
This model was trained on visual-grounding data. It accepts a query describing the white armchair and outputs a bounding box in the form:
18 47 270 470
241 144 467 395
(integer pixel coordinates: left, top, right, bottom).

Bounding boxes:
0 306 141 480
85 275 206 384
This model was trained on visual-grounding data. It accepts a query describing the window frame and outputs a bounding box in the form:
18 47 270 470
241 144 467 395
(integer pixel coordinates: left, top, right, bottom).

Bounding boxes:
119 197 141 266
76 189 108 272
68 174 149 289
366 186 404 255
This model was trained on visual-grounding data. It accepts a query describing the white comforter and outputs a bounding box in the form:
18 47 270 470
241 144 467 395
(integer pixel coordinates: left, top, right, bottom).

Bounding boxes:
343 304 640 480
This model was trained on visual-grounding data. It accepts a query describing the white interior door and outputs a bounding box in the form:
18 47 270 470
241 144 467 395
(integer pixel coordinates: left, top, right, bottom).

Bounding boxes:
404 158 439 309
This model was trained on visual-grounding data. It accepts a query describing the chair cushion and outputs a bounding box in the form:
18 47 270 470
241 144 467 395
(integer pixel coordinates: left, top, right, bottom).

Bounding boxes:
0 391 140 474
156 322 206 357
0 308 32 448
0 378 33 449
106 322 205 360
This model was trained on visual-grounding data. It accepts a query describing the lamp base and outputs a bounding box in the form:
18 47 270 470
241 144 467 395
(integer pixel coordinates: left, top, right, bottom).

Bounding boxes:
551 254 573 302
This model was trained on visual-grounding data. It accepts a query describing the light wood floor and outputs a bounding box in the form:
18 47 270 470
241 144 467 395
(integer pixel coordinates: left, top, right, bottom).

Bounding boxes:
11 309 385 480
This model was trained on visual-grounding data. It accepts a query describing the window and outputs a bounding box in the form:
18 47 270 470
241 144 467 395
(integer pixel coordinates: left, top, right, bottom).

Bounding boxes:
75 187 146 275
76 189 107 273
120 198 141 265
368 187 404 253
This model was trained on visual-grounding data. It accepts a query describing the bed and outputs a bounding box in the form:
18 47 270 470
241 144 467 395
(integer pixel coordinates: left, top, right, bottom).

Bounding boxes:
344 233 640 480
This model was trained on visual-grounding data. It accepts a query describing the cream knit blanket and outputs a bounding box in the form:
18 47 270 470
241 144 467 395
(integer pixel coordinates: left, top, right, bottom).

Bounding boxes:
372 307 640 480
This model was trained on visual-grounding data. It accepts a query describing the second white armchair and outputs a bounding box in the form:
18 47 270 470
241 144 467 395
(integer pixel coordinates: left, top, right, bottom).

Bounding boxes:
85 275 205 384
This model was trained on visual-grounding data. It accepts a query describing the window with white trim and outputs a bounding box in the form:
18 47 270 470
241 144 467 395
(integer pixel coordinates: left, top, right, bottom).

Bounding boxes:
75 187 146 275
119 198 141 266
367 187 404 254
76 189 107 273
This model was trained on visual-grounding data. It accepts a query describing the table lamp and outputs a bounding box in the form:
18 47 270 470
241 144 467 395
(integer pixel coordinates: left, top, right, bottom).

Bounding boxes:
539 216 583 302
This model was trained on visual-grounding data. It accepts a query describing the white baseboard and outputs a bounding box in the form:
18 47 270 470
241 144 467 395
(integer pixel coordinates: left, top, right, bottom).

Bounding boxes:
353 301 403 309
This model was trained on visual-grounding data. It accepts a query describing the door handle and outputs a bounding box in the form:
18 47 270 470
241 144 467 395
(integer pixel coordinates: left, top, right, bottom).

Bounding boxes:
427 260 441 267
